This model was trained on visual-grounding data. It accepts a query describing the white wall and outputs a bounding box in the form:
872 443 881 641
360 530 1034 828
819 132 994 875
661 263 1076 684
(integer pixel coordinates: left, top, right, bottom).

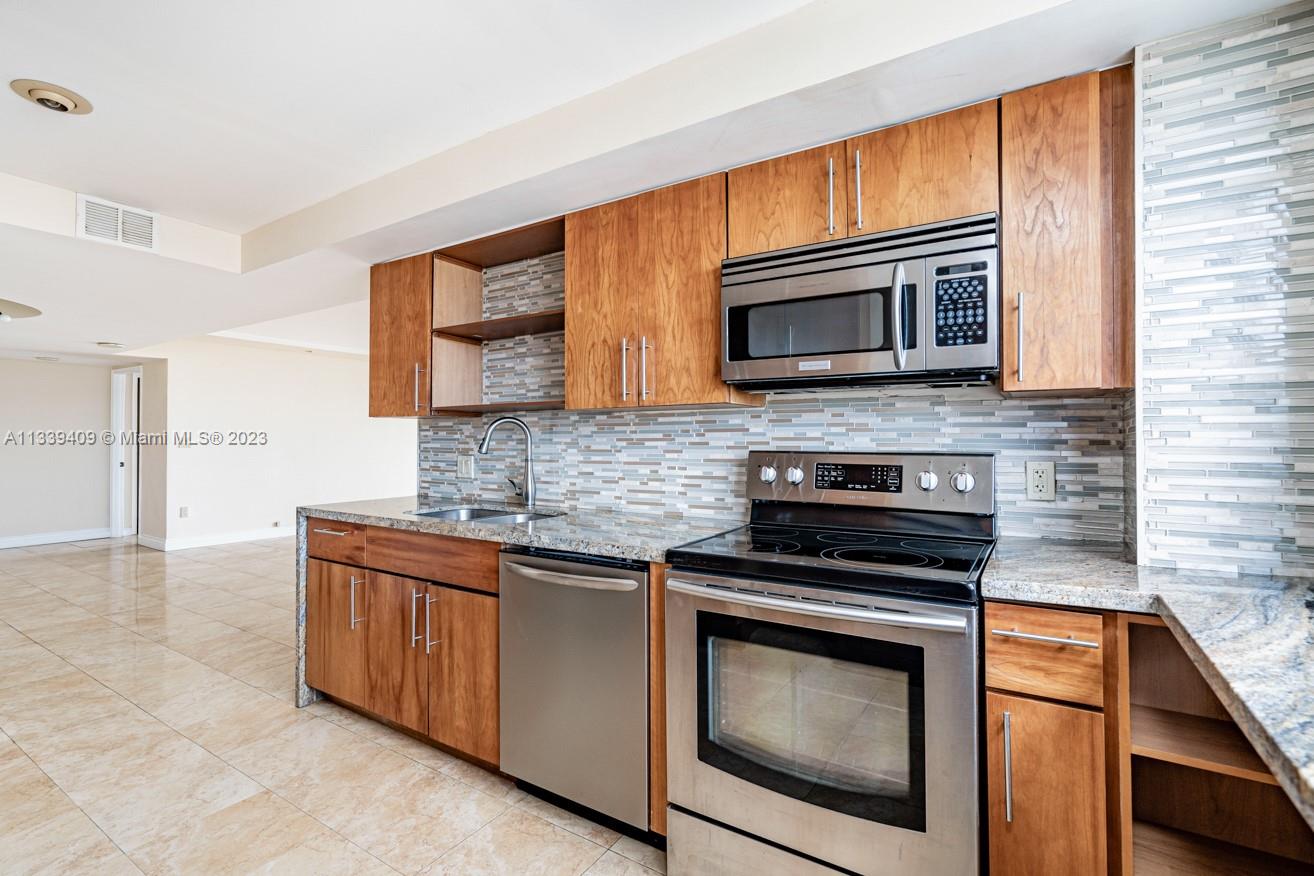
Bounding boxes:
132 336 414 549
0 359 113 545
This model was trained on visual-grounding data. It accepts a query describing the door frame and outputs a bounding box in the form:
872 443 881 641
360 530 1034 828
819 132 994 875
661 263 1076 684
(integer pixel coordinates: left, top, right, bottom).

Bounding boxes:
109 366 142 538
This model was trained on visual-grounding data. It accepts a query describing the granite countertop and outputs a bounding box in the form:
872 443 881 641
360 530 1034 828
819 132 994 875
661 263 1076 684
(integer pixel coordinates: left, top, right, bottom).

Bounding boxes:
986 536 1314 831
297 495 739 563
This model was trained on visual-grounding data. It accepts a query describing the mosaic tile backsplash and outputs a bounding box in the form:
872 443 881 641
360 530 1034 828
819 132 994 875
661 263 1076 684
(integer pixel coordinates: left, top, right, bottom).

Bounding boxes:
1139 1 1314 575
419 387 1129 542
482 252 565 405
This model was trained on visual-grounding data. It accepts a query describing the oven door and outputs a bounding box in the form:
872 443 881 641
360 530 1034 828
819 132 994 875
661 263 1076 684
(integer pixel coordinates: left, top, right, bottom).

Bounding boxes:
722 260 928 384
666 572 978 876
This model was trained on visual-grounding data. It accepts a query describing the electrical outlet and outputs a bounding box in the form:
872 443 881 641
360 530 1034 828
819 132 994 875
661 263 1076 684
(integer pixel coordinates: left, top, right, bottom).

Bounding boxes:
1025 461 1056 501
178 506 189 519
272 521 281 528
457 454 475 479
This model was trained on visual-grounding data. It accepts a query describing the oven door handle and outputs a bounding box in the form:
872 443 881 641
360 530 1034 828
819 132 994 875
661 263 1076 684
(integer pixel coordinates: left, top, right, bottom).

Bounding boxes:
666 578 967 633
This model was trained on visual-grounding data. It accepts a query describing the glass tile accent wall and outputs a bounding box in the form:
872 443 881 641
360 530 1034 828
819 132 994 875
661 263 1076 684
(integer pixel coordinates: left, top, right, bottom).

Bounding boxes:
1140 1 1314 575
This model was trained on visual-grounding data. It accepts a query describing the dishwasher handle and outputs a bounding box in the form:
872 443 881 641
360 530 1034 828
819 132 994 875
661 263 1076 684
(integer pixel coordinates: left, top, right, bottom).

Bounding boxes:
504 561 640 592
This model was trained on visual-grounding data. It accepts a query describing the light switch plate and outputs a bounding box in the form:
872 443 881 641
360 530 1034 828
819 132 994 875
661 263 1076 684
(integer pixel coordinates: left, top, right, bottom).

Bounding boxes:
178 506 189 518
457 454 475 479
1025 461 1056 501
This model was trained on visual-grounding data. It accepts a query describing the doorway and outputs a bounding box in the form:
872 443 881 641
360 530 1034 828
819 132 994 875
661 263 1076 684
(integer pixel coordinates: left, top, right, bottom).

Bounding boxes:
110 366 142 538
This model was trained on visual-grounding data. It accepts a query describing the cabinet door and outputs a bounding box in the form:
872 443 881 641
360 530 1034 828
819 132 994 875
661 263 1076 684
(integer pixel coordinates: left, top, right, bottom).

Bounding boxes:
1001 70 1131 392
369 252 433 416
987 691 1107 876
641 174 734 407
727 142 848 257
428 584 499 765
848 101 998 235
364 571 429 733
305 559 368 707
564 194 647 410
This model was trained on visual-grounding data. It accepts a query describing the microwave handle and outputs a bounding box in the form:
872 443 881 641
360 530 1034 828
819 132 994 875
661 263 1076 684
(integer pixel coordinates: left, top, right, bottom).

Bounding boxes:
891 261 907 372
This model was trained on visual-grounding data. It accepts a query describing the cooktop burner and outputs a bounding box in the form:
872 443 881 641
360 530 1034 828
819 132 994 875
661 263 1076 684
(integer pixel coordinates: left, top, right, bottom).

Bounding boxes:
667 522 993 603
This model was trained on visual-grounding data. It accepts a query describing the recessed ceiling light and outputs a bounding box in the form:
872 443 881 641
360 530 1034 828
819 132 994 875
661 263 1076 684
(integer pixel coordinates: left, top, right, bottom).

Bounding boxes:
95 341 125 349
9 79 92 114
35 355 60 362
0 298 42 322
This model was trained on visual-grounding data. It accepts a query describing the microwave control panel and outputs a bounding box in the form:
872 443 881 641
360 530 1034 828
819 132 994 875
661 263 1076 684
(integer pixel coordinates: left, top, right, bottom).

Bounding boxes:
934 261 989 347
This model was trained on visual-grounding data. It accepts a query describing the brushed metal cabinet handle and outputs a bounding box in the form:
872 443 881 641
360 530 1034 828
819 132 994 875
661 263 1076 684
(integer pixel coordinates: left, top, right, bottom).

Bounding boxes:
312 528 350 537
620 337 629 402
425 592 439 654
1003 710 1014 823
827 156 836 236
990 628 1100 649
410 588 423 648
855 148 863 231
640 336 652 401
1016 292 1025 384
413 362 426 412
348 576 364 629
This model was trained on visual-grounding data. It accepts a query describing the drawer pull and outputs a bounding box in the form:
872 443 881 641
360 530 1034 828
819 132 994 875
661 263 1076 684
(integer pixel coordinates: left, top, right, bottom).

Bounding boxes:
312 527 351 537
1002 710 1014 822
990 628 1100 649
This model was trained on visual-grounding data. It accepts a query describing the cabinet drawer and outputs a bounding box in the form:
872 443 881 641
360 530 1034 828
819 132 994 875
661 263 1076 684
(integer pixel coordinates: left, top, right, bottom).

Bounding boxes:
365 526 500 594
985 602 1104 707
306 518 366 565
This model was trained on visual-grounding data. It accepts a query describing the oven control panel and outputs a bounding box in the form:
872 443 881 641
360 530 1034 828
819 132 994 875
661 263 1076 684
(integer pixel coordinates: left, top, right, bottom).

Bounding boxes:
934 262 989 348
747 451 994 515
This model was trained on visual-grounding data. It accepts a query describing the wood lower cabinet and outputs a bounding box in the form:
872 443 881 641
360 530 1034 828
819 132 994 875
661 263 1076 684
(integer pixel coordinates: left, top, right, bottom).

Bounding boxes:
727 142 849 257
369 252 433 416
427 584 499 765
1000 67 1133 393
847 100 998 235
363 571 429 734
565 174 755 411
987 691 1108 875
305 559 368 706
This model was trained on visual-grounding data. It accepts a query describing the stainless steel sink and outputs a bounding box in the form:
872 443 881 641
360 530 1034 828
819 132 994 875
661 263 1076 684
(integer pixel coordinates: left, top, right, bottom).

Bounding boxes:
414 507 561 524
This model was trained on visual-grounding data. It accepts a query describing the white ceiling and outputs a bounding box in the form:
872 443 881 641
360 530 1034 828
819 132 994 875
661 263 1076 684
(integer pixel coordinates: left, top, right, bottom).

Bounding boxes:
0 0 808 233
0 0 1283 358
0 222 367 357
212 300 369 355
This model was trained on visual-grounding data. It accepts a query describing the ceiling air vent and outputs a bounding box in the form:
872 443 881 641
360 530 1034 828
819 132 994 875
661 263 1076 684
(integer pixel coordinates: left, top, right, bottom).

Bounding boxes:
76 194 157 251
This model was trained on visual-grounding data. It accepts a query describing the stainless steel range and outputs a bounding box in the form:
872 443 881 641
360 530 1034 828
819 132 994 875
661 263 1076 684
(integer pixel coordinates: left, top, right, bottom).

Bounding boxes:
664 451 994 876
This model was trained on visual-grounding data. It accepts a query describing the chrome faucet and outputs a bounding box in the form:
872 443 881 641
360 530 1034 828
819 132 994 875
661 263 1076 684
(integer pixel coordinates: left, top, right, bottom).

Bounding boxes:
477 416 536 507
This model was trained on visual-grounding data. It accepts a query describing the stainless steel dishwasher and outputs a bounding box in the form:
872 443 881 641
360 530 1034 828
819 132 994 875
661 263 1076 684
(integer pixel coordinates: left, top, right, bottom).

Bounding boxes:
499 548 649 829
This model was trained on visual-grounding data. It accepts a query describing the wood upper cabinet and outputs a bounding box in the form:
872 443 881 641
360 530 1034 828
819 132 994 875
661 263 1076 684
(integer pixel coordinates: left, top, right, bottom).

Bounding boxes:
305 559 367 707
727 142 849 257
1001 67 1133 393
987 691 1108 875
565 174 755 410
847 101 999 235
364 571 428 733
428 584 499 765
564 191 645 410
369 252 433 416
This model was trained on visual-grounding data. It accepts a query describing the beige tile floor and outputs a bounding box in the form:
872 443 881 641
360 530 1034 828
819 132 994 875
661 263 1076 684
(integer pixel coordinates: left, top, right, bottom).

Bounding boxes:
0 537 665 876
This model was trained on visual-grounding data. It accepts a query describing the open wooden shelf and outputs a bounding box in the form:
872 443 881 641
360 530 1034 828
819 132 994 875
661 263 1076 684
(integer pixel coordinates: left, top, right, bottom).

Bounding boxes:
432 309 564 344
1131 703 1276 785
1133 821 1308 875
434 217 564 269
430 399 564 417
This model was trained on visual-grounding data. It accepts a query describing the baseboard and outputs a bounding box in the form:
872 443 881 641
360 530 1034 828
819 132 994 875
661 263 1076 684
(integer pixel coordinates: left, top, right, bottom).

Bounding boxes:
138 526 294 552
0 527 113 549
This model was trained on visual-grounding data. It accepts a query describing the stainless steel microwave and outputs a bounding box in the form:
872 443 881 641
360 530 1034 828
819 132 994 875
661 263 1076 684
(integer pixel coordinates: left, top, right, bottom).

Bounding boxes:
721 214 999 390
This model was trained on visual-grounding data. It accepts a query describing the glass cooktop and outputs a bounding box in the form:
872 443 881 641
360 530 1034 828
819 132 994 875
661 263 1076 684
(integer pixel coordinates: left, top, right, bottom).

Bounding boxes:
667 523 993 603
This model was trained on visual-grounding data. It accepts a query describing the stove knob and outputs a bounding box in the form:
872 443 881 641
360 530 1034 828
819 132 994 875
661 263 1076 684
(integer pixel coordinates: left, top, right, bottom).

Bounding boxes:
950 471 976 494
758 465 778 484
785 466 805 486
915 471 939 492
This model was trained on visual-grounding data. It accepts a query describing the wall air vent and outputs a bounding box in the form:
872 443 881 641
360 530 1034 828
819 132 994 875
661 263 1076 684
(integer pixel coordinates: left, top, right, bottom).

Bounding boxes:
76 194 157 251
